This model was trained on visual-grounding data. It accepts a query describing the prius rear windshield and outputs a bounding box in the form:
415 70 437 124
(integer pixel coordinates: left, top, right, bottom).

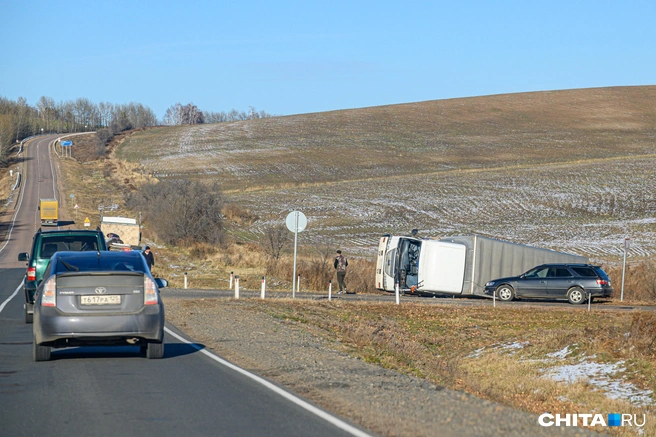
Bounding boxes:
55 253 145 274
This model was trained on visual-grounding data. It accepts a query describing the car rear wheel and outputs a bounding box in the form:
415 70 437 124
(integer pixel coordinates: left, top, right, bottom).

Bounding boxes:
145 341 164 359
567 287 586 305
496 285 515 302
33 340 51 362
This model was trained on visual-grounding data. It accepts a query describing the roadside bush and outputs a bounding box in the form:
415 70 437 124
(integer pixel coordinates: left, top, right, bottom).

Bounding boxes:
189 242 218 260
223 203 257 225
605 260 656 302
628 312 656 358
127 179 225 246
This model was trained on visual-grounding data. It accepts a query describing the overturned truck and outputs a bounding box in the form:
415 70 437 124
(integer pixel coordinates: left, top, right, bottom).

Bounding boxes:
100 216 141 251
376 234 587 297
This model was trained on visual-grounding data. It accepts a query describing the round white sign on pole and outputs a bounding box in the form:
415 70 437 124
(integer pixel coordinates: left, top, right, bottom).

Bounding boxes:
286 211 307 233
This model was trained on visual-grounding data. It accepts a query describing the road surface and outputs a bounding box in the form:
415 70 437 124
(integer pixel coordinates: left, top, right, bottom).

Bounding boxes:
0 136 368 437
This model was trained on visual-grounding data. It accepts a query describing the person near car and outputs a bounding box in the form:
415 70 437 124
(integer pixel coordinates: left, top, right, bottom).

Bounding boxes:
334 250 350 294
142 246 155 271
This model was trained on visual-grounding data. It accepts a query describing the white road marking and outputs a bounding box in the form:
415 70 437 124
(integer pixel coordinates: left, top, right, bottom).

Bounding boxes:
164 326 373 437
0 282 22 314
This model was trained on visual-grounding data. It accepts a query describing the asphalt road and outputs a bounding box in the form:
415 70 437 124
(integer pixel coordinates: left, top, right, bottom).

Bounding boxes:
0 137 368 437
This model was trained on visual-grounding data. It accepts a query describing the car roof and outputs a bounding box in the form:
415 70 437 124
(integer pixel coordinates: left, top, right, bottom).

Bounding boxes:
52 251 143 261
38 229 103 235
533 263 597 268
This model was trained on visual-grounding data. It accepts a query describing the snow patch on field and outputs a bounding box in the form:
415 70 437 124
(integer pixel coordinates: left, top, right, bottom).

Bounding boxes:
544 360 654 407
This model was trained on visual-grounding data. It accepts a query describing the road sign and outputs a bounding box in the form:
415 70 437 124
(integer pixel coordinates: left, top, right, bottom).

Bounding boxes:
286 211 307 233
61 140 72 146
84 217 90 227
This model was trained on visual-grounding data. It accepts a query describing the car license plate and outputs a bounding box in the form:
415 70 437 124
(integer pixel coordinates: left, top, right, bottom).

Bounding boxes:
81 295 121 305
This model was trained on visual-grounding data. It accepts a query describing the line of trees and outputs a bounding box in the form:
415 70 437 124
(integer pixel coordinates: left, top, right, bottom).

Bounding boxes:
1 94 276 163
163 103 273 125
0 95 157 163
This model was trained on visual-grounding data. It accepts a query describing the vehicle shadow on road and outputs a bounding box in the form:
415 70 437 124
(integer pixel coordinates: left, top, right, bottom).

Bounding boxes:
163 342 206 358
48 343 205 360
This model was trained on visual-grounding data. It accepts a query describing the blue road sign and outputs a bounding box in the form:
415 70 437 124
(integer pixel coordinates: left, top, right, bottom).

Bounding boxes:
61 140 72 146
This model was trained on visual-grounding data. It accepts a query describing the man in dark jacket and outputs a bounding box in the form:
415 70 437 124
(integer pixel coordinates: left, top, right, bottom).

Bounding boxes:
334 250 351 294
142 246 155 272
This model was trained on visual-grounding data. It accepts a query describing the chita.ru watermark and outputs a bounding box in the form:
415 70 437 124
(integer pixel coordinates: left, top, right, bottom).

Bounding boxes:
538 413 646 428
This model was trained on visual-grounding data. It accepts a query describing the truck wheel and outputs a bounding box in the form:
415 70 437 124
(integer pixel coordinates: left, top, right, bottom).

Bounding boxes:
496 285 515 302
33 340 51 362
567 287 586 305
146 341 164 359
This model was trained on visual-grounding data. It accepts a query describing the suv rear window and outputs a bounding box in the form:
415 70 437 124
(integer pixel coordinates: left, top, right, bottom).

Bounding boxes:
571 267 597 277
592 266 610 280
39 236 100 259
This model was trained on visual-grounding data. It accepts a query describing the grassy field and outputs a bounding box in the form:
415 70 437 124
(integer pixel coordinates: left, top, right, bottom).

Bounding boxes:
45 86 656 435
115 86 656 264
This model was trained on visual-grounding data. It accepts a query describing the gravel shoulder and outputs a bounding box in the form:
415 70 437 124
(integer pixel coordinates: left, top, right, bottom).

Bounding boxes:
162 294 604 437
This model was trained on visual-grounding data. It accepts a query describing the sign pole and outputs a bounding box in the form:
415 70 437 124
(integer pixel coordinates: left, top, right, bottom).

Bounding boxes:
621 237 630 302
292 212 298 298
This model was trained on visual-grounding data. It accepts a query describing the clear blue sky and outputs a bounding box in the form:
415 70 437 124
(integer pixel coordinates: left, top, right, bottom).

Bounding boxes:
2 0 654 120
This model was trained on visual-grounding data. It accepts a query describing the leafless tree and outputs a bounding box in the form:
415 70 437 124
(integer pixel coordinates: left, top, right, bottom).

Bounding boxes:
262 224 291 261
163 103 204 125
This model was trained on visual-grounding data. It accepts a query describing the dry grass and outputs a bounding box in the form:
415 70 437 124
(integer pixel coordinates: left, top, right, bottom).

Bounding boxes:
239 299 655 436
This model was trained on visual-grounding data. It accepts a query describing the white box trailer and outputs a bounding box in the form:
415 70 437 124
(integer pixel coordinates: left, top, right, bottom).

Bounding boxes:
376 234 588 297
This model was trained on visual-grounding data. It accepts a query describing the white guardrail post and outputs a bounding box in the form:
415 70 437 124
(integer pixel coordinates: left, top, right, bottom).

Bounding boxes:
395 283 400 305
235 275 240 299
261 276 266 299
328 280 332 301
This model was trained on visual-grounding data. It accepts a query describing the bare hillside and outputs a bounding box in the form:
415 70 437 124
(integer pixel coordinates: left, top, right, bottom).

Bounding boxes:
118 86 656 261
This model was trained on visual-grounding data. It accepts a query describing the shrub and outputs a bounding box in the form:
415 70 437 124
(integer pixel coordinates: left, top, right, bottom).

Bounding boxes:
127 179 225 245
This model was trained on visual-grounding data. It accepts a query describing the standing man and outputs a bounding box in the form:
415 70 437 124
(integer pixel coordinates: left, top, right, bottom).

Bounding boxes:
334 250 350 294
143 246 155 272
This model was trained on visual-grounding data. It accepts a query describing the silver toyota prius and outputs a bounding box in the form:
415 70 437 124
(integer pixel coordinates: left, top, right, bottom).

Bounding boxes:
33 251 167 361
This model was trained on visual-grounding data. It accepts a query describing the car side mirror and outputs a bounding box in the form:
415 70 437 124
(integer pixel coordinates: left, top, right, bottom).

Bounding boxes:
18 252 29 262
155 278 168 289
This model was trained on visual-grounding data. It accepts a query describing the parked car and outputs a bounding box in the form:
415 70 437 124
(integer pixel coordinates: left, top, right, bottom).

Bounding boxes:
18 229 108 324
32 251 168 361
484 264 614 304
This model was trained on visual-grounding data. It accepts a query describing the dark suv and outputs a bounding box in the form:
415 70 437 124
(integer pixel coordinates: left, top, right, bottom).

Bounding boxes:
18 229 108 323
484 264 614 304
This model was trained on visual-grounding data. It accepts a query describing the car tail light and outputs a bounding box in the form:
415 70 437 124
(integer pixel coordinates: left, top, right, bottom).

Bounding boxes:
42 276 56 307
144 277 159 305
27 267 36 281
597 279 609 286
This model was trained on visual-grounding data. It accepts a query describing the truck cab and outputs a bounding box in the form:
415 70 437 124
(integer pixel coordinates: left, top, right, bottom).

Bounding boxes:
376 235 467 294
